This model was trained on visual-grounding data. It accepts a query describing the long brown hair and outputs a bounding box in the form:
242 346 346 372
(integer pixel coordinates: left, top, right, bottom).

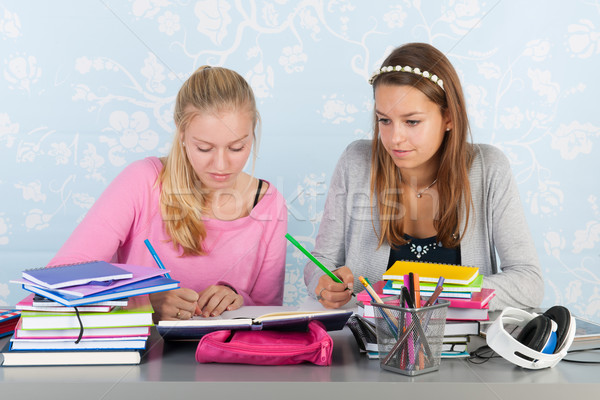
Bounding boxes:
370 43 473 248
159 66 259 256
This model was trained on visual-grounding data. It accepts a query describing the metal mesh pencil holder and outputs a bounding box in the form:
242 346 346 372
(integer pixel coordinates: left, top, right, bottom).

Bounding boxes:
372 296 449 376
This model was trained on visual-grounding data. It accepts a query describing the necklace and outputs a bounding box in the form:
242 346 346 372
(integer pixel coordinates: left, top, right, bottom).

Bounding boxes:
410 178 438 198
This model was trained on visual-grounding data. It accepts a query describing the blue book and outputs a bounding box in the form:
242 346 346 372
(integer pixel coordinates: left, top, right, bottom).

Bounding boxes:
22 275 180 307
22 261 133 289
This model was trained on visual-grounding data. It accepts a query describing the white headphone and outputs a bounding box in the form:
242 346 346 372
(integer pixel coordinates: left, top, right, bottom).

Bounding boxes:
486 306 576 369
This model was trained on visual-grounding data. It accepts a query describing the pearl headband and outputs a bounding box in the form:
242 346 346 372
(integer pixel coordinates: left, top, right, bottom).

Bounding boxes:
369 65 444 91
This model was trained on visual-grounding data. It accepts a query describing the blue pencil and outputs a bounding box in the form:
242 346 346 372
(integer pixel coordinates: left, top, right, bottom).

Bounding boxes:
144 239 171 279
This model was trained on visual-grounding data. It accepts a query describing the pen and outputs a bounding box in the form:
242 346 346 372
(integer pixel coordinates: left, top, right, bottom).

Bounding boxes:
423 285 444 307
285 233 354 297
403 274 411 296
401 286 415 309
423 276 444 307
408 272 421 308
144 239 171 279
404 278 417 367
413 273 421 308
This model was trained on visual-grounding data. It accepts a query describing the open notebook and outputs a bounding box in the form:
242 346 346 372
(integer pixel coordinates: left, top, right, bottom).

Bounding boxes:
157 304 353 340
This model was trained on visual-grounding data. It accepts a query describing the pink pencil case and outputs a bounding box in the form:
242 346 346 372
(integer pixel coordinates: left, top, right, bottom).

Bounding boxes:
195 320 333 366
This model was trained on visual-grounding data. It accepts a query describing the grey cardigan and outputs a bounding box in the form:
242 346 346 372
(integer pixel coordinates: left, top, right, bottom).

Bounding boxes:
304 140 544 310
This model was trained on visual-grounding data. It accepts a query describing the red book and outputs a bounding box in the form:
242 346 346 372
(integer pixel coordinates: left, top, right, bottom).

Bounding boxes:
0 319 19 336
0 310 21 337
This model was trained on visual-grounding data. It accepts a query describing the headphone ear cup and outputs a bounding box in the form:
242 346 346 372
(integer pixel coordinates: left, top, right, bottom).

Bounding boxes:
543 306 571 353
516 315 552 352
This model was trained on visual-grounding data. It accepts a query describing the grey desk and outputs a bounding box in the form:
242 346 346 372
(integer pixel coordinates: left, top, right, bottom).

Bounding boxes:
1 328 598 400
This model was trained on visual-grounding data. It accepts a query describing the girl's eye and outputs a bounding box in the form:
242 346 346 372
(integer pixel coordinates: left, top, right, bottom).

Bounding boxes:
377 118 391 125
406 120 420 126
230 146 245 152
197 147 212 153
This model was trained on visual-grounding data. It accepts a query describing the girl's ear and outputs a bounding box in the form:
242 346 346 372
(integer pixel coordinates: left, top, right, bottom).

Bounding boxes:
444 111 453 132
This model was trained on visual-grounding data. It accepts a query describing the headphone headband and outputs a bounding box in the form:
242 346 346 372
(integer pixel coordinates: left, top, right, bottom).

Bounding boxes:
486 307 576 369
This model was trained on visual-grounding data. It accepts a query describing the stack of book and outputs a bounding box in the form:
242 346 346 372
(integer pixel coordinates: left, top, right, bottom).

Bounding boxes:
382 260 495 358
2 260 179 366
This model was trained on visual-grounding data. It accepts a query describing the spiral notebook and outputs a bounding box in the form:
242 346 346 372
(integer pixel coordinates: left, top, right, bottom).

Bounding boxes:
22 261 133 289
383 260 479 285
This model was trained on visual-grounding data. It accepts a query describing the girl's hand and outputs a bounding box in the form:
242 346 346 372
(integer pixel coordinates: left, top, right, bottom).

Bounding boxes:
315 266 354 308
149 288 200 323
196 284 244 317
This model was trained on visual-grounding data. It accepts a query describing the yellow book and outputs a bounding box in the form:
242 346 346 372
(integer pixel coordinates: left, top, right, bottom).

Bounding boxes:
383 260 479 285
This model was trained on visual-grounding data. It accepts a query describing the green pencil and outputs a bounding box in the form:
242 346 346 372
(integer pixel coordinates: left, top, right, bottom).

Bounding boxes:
285 233 354 297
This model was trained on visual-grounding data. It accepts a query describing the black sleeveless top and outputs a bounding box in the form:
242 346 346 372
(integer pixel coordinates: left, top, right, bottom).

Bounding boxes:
252 179 264 208
387 234 461 269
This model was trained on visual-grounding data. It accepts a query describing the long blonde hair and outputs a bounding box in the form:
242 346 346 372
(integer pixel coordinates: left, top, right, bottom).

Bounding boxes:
370 43 474 249
159 66 259 256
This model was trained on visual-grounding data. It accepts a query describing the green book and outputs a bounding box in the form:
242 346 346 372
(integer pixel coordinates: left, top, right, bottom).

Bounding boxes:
391 274 483 292
19 295 153 330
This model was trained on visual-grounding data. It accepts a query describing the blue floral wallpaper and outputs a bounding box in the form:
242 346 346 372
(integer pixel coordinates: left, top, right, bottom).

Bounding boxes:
1 1 599 322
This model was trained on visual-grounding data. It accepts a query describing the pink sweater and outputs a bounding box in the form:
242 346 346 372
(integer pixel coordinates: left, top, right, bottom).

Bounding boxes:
49 157 288 306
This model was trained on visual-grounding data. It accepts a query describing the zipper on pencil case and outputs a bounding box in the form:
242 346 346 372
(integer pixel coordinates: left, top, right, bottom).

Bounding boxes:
205 340 330 361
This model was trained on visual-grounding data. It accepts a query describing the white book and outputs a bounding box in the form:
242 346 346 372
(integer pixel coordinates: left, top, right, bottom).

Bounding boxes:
9 338 148 351
444 320 479 336
1 341 141 366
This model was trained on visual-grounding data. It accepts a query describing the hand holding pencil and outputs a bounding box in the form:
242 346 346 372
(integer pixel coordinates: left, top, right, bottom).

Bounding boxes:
315 266 354 308
285 233 354 308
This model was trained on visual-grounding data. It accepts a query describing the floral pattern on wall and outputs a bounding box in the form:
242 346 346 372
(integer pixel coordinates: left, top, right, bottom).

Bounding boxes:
0 0 599 322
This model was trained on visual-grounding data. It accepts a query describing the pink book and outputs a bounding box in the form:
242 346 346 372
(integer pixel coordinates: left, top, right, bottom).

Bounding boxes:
16 293 114 312
439 288 495 309
356 280 394 304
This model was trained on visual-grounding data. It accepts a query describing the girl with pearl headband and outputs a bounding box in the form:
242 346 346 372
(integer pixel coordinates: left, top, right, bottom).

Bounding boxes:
304 42 543 310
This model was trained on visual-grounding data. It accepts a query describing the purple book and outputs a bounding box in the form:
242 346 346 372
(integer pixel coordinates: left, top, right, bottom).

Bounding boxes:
14 263 170 298
22 261 132 289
